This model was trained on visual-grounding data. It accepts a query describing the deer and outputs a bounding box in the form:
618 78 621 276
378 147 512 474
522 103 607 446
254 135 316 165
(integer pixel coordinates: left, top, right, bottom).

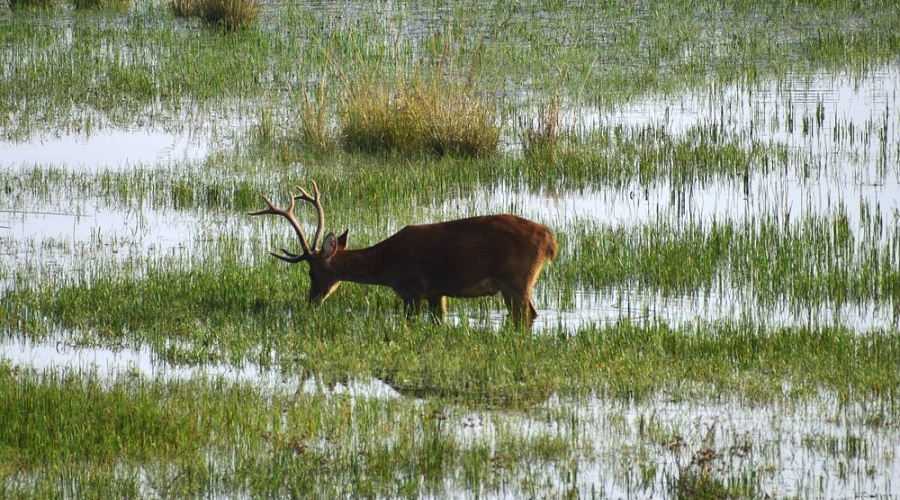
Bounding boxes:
249 181 558 328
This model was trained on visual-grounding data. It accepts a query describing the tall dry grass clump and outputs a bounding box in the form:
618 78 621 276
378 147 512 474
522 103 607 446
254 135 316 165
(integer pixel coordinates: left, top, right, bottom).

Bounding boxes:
169 0 258 32
338 59 499 158
298 78 337 155
519 95 561 158
8 0 54 9
71 0 130 8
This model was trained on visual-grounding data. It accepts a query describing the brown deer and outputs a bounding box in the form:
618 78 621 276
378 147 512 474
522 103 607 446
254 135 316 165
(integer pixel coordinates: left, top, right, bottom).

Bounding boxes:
250 182 558 327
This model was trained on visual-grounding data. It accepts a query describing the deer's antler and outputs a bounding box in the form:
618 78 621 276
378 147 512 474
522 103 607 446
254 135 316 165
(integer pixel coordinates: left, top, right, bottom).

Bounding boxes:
293 181 325 252
249 191 313 262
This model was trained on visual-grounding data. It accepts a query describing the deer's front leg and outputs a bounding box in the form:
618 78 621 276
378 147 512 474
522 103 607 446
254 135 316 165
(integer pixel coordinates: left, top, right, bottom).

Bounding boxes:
426 296 447 324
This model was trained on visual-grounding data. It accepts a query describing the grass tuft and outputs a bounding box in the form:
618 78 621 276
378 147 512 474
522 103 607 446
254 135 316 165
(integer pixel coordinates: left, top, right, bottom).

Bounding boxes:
71 0 130 9
339 62 499 158
169 0 258 31
520 95 561 158
8 0 54 8
298 78 337 155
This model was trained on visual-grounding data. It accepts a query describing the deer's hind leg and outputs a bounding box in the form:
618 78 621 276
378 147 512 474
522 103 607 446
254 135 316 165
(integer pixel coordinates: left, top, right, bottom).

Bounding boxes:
403 298 423 321
500 288 537 329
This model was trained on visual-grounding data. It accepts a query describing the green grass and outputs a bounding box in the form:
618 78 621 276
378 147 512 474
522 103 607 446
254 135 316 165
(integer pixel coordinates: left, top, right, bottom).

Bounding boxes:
336 55 500 158
2 0 900 497
7 0 54 9
559 214 900 308
71 0 130 9
3 0 899 138
0 363 589 498
0 365 199 470
2 250 898 403
169 0 258 31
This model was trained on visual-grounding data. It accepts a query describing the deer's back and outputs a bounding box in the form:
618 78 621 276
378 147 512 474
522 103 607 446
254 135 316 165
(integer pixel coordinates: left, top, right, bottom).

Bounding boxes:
374 214 556 296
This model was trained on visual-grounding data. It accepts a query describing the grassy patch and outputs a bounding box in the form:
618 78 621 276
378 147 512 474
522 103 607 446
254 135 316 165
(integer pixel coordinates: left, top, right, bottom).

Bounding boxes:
71 0 130 9
2 254 898 403
338 59 500 158
0 363 588 498
7 0 54 9
560 214 900 308
169 0 258 31
0 365 198 470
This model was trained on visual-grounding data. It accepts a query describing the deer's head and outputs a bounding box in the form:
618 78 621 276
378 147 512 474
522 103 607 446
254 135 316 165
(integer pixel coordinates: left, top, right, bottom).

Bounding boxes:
249 181 348 306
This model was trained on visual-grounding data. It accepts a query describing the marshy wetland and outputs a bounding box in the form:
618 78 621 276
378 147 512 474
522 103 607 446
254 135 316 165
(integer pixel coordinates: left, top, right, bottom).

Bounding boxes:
2 0 900 498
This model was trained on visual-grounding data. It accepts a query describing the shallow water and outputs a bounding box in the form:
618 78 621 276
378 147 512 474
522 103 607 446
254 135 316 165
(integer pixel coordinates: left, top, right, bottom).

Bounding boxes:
0 129 208 172
0 333 399 399
585 66 899 157
3 331 897 498
553 393 900 498
0 200 206 291
493 66 900 233
444 172 899 236
2 65 897 357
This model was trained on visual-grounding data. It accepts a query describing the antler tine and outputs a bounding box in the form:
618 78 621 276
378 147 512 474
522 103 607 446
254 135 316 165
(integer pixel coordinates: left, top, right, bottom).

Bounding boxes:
293 181 325 252
248 192 313 259
269 251 305 263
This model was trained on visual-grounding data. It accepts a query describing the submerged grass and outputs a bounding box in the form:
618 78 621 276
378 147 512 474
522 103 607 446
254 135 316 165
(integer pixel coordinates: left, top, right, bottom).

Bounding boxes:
560 214 900 309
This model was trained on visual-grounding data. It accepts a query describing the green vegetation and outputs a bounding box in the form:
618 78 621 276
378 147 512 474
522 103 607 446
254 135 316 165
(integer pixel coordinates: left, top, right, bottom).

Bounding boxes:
1 0 899 497
0 365 197 469
71 0 129 9
169 0 259 31
7 0 54 9
562 214 900 308
2 250 898 402
337 58 500 158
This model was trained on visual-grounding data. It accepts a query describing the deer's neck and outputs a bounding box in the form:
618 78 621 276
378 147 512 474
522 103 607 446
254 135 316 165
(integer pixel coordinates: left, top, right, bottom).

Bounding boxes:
328 246 389 286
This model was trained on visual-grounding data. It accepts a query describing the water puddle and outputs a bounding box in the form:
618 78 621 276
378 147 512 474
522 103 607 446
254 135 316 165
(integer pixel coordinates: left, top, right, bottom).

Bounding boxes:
441 173 899 235
0 129 209 172
0 197 260 292
577 66 899 157
0 334 400 399
1 201 198 289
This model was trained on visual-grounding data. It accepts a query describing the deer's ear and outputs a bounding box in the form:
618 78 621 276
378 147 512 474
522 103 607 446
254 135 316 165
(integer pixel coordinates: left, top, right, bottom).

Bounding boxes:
337 230 349 251
322 232 340 259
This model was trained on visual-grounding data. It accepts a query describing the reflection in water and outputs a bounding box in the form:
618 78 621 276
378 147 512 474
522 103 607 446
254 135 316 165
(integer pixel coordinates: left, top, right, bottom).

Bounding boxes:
4 335 897 497
482 67 900 232
0 129 208 172
0 334 400 399
0 200 219 292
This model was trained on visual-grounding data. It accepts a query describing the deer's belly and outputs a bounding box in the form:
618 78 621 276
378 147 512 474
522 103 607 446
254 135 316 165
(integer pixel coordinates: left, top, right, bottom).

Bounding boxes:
443 279 499 298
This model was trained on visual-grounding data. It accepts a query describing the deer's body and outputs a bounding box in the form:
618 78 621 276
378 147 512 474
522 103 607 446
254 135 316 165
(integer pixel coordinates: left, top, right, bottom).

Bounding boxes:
326 215 557 323
250 182 557 327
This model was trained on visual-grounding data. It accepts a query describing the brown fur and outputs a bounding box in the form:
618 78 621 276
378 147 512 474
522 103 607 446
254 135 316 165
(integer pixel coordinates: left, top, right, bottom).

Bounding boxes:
306 214 557 328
